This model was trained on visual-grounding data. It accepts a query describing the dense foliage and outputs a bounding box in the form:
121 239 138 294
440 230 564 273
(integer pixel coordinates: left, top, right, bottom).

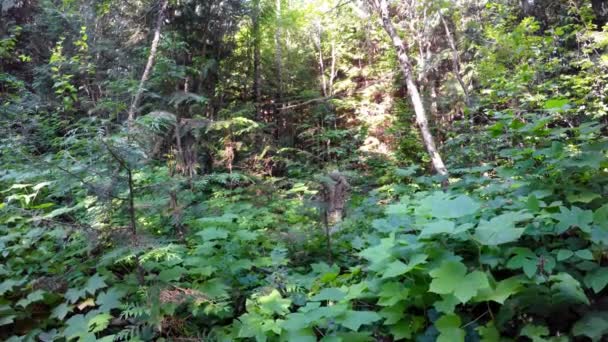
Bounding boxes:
2 0 608 341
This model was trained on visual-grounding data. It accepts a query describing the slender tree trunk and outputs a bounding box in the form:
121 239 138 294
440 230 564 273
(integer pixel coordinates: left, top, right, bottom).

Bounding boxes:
370 0 448 177
252 0 262 105
275 0 284 100
127 0 168 123
313 24 328 97
329 40 336 96
441 14 469 106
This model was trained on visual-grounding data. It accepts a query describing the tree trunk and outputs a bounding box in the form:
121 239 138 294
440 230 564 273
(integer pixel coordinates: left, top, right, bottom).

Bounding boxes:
329 40 336 96
369 0 449 177
127 0 168 123
252 0 262 105
313 24 328 97
275 0 284 100
441 14 469 106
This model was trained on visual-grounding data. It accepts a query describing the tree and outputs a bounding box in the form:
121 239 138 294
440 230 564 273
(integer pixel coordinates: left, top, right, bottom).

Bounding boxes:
367 0 449 177
127 0 169 123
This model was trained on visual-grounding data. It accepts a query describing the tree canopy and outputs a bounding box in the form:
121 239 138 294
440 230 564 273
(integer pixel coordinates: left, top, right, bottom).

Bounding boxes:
1 0 608 340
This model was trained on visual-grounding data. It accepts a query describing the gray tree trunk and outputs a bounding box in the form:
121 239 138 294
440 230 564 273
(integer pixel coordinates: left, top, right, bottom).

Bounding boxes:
441 14 469 106
127 0 168 123
370 0 449 177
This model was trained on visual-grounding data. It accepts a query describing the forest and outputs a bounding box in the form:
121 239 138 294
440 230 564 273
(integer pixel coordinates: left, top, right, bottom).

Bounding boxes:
1 0 608 340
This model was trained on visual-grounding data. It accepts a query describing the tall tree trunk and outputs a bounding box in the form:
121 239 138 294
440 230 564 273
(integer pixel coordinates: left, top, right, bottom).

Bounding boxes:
329 40 336 96
275 0 284 100
127 0 168 123
252 0 262 105
313 24 328 97
441 14 469 106
369 0 448 177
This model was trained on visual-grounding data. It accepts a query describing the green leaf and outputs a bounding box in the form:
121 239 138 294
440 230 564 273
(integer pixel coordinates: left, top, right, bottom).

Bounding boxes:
16 289 45 308
420 220 455 238
543 98 570 111
258 289 291 315
584 268 608 293
475 276 523 304
556 249 573 261
429 261 489 303
0 315 15 326
378 282 409 306
550 273 589 305
435 314 464 342
520 324 549 342
575 249 594 260
338 310 382 331
85 274 107 295
197 227 228 241
382 260 408 279
553 206 593 234
0 279 25 296
51 303 72 320
382 254 428 279
64 314 89 339
97 288 125 312
65 288 86 304
418 193 480 219
158 266 186 282
477 322 501 342
311 288 346 301
572 311 608 341
474 211 532 245
89 313 112 333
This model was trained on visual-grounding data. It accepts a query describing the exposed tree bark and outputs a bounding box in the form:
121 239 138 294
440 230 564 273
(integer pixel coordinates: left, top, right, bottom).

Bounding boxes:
127 0 168 123
329 40 336 96
275 0 284 100
313 23 328 97
252 0 262 105
368 0 449 177
441 14 470 106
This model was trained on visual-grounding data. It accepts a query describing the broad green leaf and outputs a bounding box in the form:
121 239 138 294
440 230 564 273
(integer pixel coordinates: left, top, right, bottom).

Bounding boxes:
475 276 523 304
418 193 480 219
311 288 346 301
435 314 464 342
553 206 593 234
575 249 594 260
543 98 570 111
85 274 107 295
51 303 72 320
16 289 45 308
429 261 489 303
197 227 228 241
474 211 532 245
420 220 455 238
477 322 500 342
520 324 549 342
158 266 186 282
378 302 406 324
338 310 382 331
556 249 573 261
584 268 608 293
0 315 15 326
0 279 24 296
572 311 608 341
378 282 409 306
97 288 125 312
65 288 86 304
64 314 89 339
550 273 589 305
382 260 408 279
88 313 112 333
258 289 291 315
